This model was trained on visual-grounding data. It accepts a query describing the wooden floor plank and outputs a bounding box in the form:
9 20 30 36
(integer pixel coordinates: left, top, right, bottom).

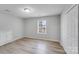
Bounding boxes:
0 37 66 54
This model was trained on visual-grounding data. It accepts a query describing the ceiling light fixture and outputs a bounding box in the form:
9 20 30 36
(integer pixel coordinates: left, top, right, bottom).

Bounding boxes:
24 8 31 12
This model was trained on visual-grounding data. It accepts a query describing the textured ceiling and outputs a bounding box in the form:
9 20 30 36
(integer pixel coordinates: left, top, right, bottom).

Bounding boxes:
0 4 72 18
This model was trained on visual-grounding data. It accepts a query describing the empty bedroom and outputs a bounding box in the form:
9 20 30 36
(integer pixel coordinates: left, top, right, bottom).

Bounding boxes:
0 4 78 54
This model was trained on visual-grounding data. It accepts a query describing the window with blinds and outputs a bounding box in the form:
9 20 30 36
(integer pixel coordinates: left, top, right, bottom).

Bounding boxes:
37 20 47 34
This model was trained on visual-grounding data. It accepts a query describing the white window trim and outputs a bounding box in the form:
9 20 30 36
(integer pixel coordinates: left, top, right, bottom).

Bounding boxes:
37 20 47 34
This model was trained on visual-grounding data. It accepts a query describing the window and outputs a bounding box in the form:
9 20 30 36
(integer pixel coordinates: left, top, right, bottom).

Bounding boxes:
37 20 47 34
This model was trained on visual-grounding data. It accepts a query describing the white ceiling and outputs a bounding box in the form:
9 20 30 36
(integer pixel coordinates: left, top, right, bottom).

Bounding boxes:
0 4 72 18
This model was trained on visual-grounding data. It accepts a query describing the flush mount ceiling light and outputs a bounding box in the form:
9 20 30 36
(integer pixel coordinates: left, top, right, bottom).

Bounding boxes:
24 8 31 13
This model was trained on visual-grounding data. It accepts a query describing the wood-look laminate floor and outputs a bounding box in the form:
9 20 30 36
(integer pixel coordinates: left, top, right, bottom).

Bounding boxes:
0 38 66 54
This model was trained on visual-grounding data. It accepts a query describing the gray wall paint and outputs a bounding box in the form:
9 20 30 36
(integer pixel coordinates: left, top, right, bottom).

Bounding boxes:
61 5 78 54
24 16 60 42
0 13 24 41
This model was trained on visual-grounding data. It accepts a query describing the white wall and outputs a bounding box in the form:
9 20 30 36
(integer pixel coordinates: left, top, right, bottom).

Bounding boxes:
0 13 24 45
61 5 78 54
24 16 60 42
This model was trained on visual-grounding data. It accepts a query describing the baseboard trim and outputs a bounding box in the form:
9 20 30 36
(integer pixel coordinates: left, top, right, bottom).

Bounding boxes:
0 37 24 46
23 37 59 43
0 37 59 47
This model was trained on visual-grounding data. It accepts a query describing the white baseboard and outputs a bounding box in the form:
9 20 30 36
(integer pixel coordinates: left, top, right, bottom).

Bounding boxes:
0 36 59 46
23 36 59 42
0 37 23 46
